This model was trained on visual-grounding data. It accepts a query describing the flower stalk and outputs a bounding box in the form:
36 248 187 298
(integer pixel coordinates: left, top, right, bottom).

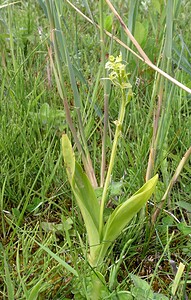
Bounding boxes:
99 54 132 236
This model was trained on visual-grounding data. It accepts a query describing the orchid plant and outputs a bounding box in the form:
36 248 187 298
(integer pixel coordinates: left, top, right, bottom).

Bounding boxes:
62 54 158 298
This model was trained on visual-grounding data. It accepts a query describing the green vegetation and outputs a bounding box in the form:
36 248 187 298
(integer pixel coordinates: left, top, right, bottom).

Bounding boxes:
1 0 191 299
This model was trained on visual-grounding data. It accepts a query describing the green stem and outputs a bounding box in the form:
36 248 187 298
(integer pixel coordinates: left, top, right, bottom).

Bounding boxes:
8 5 17 73
99 0 110 187
99 89 127 236
101 93 109 187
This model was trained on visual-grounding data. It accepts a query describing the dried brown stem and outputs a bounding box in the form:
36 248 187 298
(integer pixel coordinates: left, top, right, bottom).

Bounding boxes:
146 84 164 181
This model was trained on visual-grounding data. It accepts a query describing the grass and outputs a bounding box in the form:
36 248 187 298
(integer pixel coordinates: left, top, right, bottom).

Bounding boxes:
1 0 191 299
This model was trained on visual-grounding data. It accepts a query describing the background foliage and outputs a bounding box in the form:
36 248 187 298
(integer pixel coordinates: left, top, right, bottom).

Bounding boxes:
0 0 191 299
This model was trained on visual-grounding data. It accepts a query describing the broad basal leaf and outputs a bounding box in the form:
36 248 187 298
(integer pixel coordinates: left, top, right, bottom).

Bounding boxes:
97 175 158 264
62 134 75 183
62 135 100 258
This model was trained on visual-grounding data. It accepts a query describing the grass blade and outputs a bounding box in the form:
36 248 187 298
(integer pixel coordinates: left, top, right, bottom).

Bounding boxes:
28 280 43 300
4 256 15 300
171 262 185 296
35 240 78 277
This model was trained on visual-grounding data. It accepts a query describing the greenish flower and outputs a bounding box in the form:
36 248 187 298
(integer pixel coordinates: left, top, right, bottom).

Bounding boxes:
105 53 132 90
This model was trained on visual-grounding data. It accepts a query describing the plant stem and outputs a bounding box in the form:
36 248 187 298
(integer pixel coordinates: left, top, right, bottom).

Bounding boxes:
99 0 110 187
101 94 109 187
99 89 127 236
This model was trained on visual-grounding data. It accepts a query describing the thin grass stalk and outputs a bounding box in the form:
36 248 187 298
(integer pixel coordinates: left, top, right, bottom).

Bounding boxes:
4 255 15 300
149 231 174 290
47 43 84 157
182 261 191 299
8 5 17 73
46 0 83 155
0 177 7 239
146 0 174 182
54 1 97 187
99 0 109 187
16 244 28 297
100 84 109 187
145 63 166 181
154 0 174 185
171 262 185 296
145 78 164 181
45 0 97 186
83 68 103 137
126 0 139 61
82 0 95 22
145 35 165 181
158 0 174 186
141 0 175 223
